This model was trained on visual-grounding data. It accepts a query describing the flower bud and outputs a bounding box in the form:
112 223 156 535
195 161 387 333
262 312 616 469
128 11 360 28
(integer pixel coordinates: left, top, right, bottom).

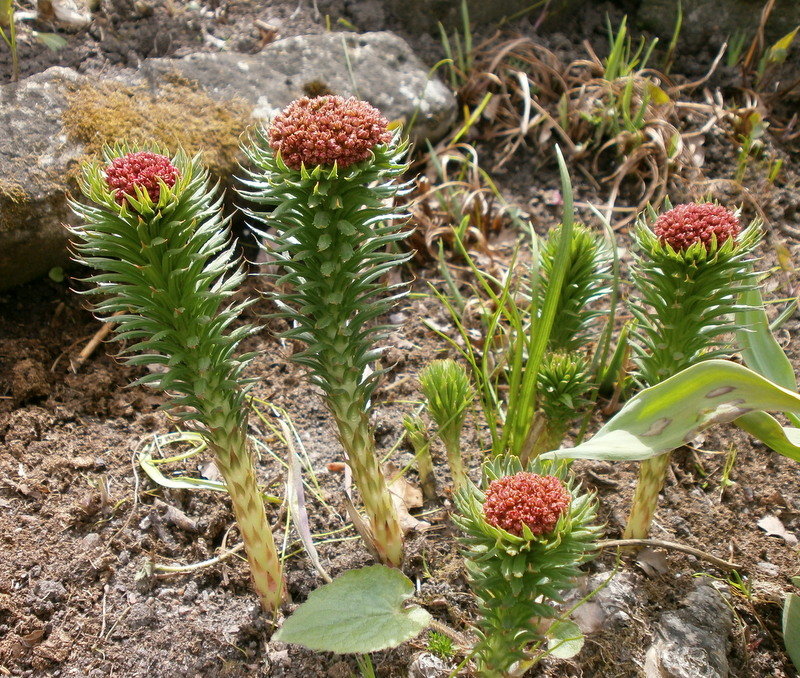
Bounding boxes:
104 151 180 205
653 202 740 251
268 95 392 170
483 472 571 536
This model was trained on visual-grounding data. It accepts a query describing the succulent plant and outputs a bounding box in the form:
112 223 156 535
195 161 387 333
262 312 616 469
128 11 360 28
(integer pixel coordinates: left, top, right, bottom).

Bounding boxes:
537 223 612 353
626 201 761 539
69 147 284 613
418 359 474 491
241 96 411 566
453 456 600 676
403 414 437 502
534 351 593 456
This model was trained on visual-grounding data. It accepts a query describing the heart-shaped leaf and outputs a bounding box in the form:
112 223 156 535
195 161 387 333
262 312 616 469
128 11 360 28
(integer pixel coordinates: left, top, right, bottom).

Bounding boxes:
274 565 432 654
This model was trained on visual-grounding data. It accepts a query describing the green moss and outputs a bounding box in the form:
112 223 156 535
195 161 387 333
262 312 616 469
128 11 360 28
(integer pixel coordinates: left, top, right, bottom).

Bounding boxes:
61 73 253 176
0 181 31 234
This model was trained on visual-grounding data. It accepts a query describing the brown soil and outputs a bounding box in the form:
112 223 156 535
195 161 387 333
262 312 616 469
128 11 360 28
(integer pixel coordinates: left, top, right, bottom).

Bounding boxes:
3 1 800 677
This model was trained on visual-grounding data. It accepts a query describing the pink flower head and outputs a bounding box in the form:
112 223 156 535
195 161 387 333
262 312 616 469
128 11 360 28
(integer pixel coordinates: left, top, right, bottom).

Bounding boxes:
105 151 180 205
268 95 392 170
653 203 740 251
483 472 571 537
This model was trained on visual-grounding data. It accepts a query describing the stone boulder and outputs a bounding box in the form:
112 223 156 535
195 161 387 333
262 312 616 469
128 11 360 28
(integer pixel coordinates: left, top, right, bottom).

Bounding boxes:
143 31 455 143
644 582 734 678
637 0 800 50
0 31 456 290
0 68 86 291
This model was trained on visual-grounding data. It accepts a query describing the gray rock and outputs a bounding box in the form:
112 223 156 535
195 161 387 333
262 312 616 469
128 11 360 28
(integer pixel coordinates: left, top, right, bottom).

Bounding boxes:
143 31 455 142
0 31 455 290
637 0 800 50
408 652 450 677
0 68 86 290
568 571 641 634
34 579 67 603
126 602 158 630
29 579 68 617
644 582 733 678
80 532 103 551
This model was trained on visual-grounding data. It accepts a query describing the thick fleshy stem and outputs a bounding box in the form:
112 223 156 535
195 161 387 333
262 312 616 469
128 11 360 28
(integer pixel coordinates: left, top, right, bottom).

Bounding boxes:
208 426 284 611
623 452 671 539
404 414 437 503
330 392 404 566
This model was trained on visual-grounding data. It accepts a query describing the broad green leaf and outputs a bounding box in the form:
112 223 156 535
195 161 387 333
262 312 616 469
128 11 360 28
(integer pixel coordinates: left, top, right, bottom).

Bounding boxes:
783 593 800 670
736 285 797 392
735 411 800 462
547 620 584 659
735 284 800 427
274 565 432 653
542 360 800 462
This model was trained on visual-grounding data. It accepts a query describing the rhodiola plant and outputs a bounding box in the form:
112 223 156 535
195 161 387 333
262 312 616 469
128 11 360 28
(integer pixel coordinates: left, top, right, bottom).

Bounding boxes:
68 148 284 613
419 358 474 490
624 201 761 538
535 201 800 540
453 456 600 677
427 150 613 461
240 96 410 566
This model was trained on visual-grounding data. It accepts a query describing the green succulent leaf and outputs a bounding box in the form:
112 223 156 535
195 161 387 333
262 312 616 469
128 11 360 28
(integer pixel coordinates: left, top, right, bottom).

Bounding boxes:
68 145 255 433
537 223 612 353
274 565 432 653
241 128 411 405
542 359 800 463
419 359 473 435
735 282 800 427
783 593 800 671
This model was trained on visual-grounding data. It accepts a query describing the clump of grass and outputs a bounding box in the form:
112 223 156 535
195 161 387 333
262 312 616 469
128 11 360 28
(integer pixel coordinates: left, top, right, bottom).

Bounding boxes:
427 630 456 659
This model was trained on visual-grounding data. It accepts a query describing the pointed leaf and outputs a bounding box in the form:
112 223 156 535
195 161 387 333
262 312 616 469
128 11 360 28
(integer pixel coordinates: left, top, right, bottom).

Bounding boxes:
736 284 800 427
735 411 800 462
783 592 800 670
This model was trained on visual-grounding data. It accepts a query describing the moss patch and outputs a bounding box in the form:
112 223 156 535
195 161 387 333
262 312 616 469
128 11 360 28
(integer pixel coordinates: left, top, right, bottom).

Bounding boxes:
0 181 31 234
62 73 253 176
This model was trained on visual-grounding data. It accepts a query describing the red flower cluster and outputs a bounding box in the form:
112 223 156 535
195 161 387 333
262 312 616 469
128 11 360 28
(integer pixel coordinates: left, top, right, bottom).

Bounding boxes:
653 203 740 251
483 472 571 537
105 151 180 205
268 96 392 170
